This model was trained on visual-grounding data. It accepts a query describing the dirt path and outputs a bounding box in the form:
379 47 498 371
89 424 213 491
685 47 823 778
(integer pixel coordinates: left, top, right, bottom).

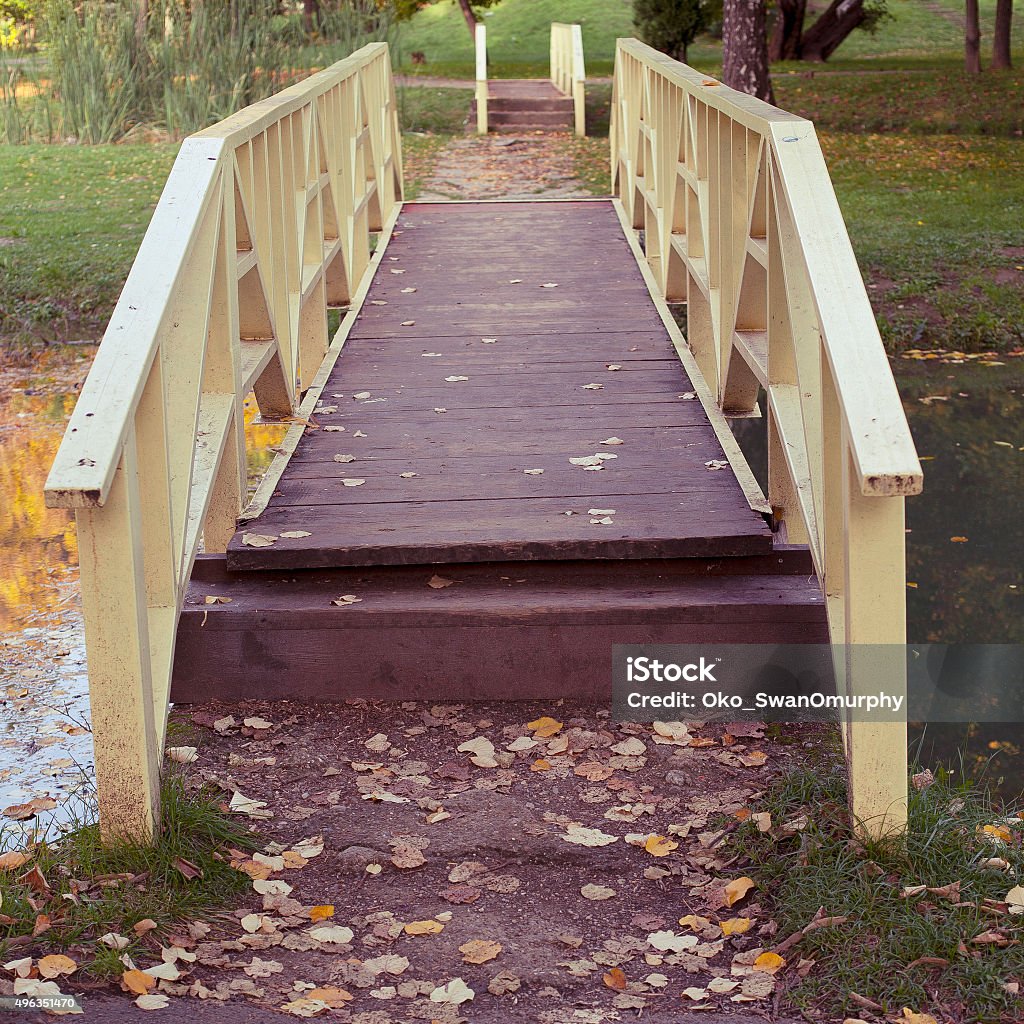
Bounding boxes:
413 133 596 202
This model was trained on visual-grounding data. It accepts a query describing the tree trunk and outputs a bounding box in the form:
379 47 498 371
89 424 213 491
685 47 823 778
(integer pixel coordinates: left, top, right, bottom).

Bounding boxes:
303 0 319 37
768 0 807 62
993 0 1012 70
965 0 981 73
800 0 867 62
723 0 775 103
456 0 478 40
134 0 148 49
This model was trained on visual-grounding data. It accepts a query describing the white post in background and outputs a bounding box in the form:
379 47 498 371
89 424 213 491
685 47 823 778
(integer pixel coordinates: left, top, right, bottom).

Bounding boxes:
571 23 586 136
475 24 488 134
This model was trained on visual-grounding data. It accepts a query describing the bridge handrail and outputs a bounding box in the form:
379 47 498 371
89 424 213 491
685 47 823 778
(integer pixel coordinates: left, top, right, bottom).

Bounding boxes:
43 41 403 840
611 38 922 831
550 22 586 136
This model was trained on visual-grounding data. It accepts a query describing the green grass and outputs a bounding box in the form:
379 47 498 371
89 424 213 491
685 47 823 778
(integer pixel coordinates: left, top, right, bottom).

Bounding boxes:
732 760 1024 1020
391 0 633 77
396 84 471 134
0 768 254 979
0 142 178 347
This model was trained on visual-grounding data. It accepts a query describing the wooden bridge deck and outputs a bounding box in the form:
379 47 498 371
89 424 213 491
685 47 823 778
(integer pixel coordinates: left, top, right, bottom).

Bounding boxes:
172 199 827 701
227 200 771 571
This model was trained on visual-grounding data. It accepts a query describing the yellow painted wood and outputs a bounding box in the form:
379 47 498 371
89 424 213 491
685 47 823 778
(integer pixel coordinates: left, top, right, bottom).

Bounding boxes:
476 26 488 134
551 23 586 135
43 43 404 842
610 38 921 837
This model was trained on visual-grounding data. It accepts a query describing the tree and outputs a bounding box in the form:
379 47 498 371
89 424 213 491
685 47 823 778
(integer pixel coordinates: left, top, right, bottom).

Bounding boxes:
768 0 891 63
993 0 1013 70
395 0 502 42
633 0 710 63
723 0 774 103
965 0 981 74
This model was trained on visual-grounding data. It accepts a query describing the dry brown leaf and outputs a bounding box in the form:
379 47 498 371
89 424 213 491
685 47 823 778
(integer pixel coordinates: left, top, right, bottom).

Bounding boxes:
37 954 76 979
122 969 155 995
460 939 502 964
404 919 444 936
603 968 627 991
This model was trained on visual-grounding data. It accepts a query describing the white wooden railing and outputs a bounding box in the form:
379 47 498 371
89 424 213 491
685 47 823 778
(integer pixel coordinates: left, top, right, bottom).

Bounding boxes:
475 24 488 134
550 22 586 136
44 43 403 842
611 39 922 835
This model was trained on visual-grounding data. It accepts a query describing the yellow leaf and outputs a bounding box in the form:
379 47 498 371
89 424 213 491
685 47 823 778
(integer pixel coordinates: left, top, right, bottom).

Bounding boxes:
122 969 155 995
460 938 502 964
37 954 77 978
310 905 335 922
980 824 1012 843
404 919 445 935
530 759 551 772
720 917 754 936
901 1012 939 1024
527 716 563 737
724 876 756 907
602 967 627 991
753 951 785 974
307 986 353 1007
644 835 678 857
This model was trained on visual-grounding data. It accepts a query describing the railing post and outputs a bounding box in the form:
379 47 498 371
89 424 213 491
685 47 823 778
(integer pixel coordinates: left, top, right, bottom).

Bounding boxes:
475 25 488 135
76 432 161 844
571 23 586 136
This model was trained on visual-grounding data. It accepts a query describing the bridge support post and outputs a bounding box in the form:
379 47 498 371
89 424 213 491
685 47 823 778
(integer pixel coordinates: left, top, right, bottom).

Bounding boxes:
841 450 909 837
76 435 161 844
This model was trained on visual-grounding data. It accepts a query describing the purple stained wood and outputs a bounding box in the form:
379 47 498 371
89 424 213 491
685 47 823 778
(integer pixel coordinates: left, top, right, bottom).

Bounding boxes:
226 200 771 571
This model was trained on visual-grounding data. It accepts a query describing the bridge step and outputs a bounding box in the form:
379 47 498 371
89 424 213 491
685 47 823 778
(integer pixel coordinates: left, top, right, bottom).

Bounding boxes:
171 551 827 702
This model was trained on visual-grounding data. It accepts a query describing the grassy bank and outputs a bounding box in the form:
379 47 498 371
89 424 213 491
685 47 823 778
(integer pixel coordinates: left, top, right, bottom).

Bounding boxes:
731 761 1024 1020
0 769 254 980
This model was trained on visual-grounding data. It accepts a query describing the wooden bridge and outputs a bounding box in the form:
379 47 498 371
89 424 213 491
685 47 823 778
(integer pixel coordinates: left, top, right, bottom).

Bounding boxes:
44 35 922 844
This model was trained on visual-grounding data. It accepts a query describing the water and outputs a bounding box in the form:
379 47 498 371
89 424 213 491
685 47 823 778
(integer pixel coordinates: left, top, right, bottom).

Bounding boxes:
731 356 1024 797
0 348 1021 827
0 347 285 840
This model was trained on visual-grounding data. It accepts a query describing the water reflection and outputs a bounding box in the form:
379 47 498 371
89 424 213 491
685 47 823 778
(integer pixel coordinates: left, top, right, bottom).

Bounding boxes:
730 360 1024 796
0 348 286 832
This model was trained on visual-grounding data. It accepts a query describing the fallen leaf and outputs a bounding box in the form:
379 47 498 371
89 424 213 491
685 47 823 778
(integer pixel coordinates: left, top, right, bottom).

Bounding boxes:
428 575 454 589
122 970 155 995
38 955 77 979
332 595 362 606
600 436 624 445
724 876 756 906
404 920 444 936
135 994 170 1010
429 978 474 1005
167 746 198 764
0 852 29 871
720 917 754 935
341 478 365 487
528 716 563 737
753 951 786 974
391 843 426 869
173 857 202 880
563 825 618 847
310 905 335 922
683 986 709 1000
460 939 502 963
241 533 277 547
581 884 616 901
457 736 498 768
644 835 678 857
309 925 354 944
603 967 627 991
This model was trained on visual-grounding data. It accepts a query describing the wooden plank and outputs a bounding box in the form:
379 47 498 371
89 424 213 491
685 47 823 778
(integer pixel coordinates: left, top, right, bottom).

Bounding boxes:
172 553 827 701
232 199 769 570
